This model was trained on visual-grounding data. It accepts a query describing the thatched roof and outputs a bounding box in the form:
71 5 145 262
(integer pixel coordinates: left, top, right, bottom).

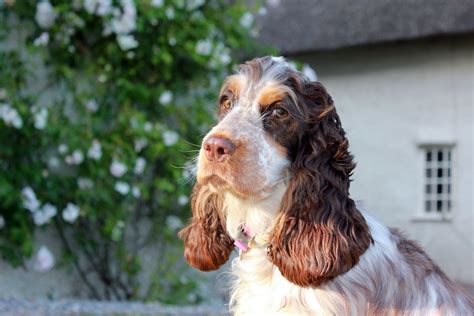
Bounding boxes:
258 0 474 53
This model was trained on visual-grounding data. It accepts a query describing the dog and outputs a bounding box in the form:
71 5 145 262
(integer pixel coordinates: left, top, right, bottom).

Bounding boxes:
178 56 473 315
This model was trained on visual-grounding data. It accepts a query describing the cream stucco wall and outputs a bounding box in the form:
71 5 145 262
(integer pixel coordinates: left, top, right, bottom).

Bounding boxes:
296 35 474 283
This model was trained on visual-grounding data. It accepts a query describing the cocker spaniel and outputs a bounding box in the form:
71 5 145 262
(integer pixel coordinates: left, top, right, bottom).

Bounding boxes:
179 56 473 315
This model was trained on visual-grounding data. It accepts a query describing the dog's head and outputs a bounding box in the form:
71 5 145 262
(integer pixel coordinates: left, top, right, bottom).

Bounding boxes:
179 56 372 286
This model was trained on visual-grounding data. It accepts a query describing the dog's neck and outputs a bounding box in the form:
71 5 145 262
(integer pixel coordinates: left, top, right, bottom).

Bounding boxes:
222 182 287 241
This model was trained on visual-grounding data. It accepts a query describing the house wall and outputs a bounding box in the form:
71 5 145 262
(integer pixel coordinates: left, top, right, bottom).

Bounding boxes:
295 34 473 283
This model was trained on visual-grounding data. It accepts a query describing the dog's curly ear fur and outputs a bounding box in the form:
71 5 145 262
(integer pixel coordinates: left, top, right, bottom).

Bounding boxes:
178 183 234 271
269 79 373 287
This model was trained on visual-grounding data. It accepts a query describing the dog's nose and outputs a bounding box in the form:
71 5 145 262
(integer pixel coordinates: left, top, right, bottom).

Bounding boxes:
203 136 235 162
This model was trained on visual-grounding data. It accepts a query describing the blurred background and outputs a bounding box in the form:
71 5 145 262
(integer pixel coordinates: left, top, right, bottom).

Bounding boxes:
0 0 472 314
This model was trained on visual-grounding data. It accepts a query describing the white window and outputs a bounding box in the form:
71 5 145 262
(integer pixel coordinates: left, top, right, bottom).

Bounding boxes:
421 145 453 218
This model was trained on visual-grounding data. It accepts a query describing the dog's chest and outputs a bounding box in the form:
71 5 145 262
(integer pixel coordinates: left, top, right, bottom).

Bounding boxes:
230 249 347 316
230 248 288 315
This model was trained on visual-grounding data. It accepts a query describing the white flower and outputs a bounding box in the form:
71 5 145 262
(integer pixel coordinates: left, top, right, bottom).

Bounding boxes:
33 203 57 226
0 103 23 129
97 0 113 16
85 99 99 112
34 246 55 272
114 181 130 195
165 7 175 19
35 1 57 29
48 156 60 169
210 43 231 66
239 12 253 28
186 0 205 10
168 36 176 46
143 122 153 132
32 107 48 130
159 90 173 105
73 150 84 164
22 187 40 212
65 150 84 165
58 144 68 154
117 34 138 51
0 215 5 229
195 39 213 56
162 130 179 146
43 203 57 218
84 0 97 14
134 138 148 152
106 0 137 35
84 0 113 15
77 177 94 189
302 63 318 82
134 157 146 175
33 32 49 46
33 211 48 226
110 159 127 177
62 203 80 223
165 215 183 231
220 51 231 65
178 195 188 206
98 74 107 83
151 0 164 8
132 186 140 198
87 139 102 160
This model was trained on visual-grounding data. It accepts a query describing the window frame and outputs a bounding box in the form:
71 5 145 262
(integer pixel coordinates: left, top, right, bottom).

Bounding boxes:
413 143 455 222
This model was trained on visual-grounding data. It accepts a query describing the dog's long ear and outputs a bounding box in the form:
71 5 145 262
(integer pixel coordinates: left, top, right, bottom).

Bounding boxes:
269 80 372 287
178 183 234 271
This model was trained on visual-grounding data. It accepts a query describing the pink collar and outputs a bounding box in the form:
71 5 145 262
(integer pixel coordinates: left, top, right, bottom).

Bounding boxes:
234 225 270 253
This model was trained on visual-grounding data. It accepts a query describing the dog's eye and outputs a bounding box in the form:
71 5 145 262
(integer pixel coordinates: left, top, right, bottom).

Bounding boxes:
221 98 232 111
272 107 288 119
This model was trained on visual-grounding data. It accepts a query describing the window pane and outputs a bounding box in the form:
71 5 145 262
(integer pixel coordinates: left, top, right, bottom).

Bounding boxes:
448 200 452 211
436 200 442 212
437 168 443 178
447 151 451 161
426 168 432 178
426 151 432 162
447 184 451 194
437 150 443 161
437 184 443 194
447 168 451 177
426 185 431 193
425 200 431 212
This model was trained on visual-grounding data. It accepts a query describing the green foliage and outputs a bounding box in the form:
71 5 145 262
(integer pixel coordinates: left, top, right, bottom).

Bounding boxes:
0 0 265 302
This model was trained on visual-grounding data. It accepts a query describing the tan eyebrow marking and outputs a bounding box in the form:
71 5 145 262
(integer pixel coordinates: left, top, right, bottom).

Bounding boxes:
219 75 244 99
257 82 295 109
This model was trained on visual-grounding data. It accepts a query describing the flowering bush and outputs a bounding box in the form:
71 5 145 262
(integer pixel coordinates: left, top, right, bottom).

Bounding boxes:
0 0 264 302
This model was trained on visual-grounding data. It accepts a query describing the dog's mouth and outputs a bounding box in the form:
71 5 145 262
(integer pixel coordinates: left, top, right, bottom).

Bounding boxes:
205 175 228 188
198 173 232 192
198 172 280 201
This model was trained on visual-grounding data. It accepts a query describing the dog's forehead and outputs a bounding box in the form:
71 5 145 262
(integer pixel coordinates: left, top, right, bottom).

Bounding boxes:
221 56 295 112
